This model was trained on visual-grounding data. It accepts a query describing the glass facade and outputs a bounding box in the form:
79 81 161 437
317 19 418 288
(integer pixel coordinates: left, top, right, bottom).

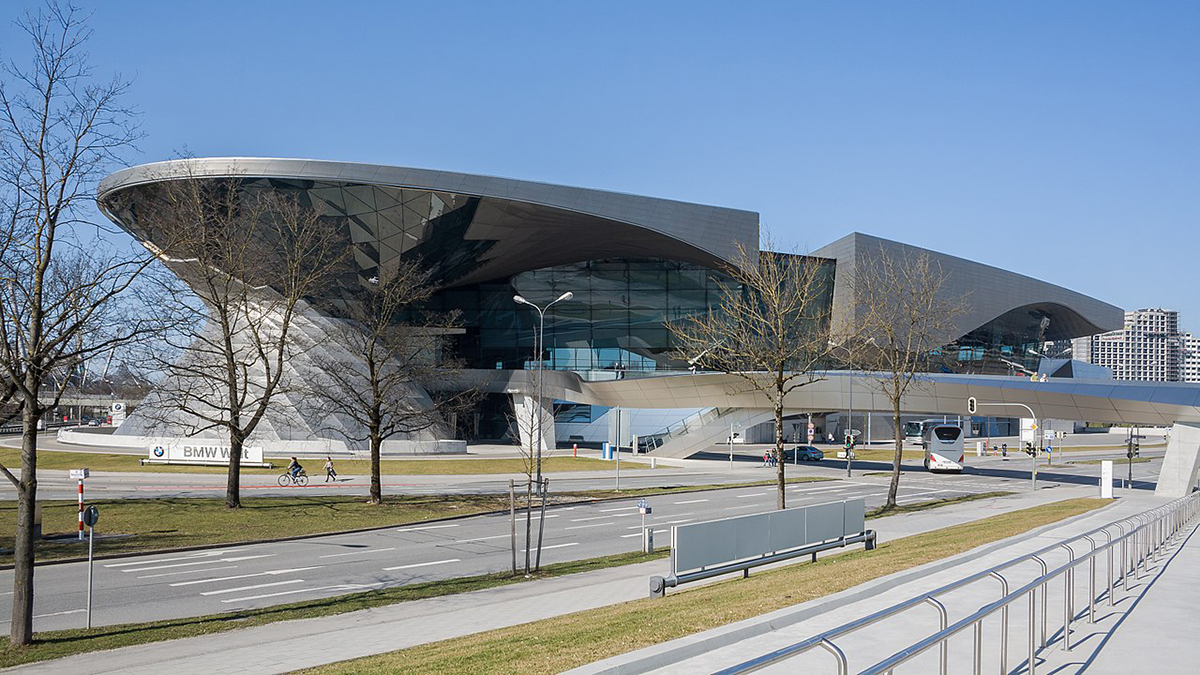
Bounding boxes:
428 258 744 372
104 175 1079 380
939 305 1060 375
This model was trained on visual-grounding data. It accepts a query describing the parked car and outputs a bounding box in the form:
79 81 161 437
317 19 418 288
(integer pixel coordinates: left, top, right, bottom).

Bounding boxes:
87 419 100 427
788 445 824 461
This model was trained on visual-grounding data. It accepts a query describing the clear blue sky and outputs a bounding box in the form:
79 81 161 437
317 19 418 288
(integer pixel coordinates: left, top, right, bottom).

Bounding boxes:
5 1 1196 328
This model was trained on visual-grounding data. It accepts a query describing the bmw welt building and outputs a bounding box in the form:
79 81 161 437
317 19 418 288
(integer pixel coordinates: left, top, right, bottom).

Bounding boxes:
96 157 1152 463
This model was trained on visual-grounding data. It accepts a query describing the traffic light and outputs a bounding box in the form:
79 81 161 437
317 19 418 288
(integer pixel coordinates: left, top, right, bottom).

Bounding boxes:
1024 442 1035 457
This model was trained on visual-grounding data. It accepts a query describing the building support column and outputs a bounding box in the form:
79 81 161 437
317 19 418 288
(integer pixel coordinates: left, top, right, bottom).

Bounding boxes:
512 393 555 454
1154 422 1200 498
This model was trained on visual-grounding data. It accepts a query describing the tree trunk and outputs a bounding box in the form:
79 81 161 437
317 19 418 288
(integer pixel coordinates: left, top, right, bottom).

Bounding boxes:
225 432 243 509
10 398 39 645
886 398 902 509
775 397 786 510
369 432 383 504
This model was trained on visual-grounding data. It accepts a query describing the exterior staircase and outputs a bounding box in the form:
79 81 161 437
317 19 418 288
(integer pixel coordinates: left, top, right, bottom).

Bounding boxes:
641 407 775 458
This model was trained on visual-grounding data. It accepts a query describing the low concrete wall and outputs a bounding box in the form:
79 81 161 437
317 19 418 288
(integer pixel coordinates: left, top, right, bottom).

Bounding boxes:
56 429 467 457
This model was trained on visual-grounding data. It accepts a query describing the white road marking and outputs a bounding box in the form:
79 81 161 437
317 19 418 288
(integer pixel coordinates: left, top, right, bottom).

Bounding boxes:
170 566 323 587
540 543 579 550
220 584 351 603
137 565 239 580
564 522 614 530
633 518 693 529
725 504 758 510
799 485 851 492
199 579 306 596
673 499 709 505
600 505 640 512
319 547 397 558
736 492 767 498
120 554 274 573
570 514 619 522
395 524 459 532
0 608 85 624
454 535 511 543
105 549 244 568
382 558 461 571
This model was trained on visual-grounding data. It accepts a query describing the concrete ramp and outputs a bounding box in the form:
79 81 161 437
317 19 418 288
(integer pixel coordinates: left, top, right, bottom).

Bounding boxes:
645 408 774 458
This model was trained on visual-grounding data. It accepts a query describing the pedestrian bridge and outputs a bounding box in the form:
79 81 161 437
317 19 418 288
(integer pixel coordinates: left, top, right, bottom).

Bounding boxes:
472 369 1200 498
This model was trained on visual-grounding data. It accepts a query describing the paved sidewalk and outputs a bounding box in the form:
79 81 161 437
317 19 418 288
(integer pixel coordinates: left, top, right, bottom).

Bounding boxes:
1041 513 1200 673
2 486 1101 674
575 493 1180 674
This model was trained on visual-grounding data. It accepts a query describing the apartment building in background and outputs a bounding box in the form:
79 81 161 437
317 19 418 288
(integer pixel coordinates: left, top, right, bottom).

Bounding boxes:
1074 308 1184 381
1183 332 1200 383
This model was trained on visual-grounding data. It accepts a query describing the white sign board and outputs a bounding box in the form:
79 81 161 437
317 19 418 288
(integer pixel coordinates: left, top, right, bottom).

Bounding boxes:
1101 460 1113 499
69 468 89 480
147 443 263 465
110 401 127 426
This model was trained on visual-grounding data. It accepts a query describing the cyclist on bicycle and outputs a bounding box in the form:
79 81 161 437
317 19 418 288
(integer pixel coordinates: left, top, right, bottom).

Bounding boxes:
287 456 304 478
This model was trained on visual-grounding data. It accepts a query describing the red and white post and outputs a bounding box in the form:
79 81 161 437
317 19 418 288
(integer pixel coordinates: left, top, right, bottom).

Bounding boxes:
77 479 84 540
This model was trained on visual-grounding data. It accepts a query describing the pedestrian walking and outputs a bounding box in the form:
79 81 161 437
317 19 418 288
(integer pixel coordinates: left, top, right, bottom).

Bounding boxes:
324 456 337 483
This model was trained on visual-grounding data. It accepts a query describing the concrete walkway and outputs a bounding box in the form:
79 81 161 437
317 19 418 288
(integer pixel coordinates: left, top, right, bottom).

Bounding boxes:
575 493 1192 674
2 486 1103 675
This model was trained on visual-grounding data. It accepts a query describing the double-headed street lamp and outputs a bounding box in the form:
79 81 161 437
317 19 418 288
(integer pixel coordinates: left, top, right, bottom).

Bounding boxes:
513 291 573 491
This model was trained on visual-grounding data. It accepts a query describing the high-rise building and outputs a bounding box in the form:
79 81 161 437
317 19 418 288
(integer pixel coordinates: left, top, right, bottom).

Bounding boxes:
1075 308 1183 381
1183 333 1200 383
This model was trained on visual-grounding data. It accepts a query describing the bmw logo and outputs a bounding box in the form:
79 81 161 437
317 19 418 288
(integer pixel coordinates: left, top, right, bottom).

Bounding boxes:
153 446 165 458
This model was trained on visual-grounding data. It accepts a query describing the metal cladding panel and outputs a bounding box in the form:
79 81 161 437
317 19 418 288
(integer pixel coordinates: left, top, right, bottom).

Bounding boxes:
842 498 865 536
735 516 772 565
674 516 744 573
673 501 855 575
814 232 1123 346
98 157 759 269
806 502 845 542
767 508 807 553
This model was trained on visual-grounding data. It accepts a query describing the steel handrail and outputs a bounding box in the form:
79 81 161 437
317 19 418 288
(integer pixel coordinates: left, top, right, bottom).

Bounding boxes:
862 492 1199 673
718 492 1199 674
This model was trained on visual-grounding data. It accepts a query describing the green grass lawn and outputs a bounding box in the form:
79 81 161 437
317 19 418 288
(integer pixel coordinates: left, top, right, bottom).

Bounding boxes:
2 476 834 564
0 494 512 565
0 448 650 476
300 498 1110 674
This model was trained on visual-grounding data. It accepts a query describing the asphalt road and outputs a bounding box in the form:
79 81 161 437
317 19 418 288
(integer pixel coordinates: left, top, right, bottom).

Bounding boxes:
0 470 1061 633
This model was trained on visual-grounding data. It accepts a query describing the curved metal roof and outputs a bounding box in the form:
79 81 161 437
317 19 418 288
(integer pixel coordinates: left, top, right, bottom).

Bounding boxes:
98 157 760 270
814 232 1123 344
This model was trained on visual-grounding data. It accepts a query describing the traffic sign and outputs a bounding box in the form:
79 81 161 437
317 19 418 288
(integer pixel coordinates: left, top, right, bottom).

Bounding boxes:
83 505 99 528
70 468 89 480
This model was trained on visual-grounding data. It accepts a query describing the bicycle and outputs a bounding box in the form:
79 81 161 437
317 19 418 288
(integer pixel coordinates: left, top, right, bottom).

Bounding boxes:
277 469 309 487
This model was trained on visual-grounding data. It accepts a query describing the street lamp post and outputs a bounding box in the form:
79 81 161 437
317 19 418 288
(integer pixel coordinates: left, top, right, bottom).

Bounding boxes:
513 291 573 492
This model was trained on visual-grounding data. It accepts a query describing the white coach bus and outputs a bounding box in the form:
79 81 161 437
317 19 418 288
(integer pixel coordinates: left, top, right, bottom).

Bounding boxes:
922 424 965 472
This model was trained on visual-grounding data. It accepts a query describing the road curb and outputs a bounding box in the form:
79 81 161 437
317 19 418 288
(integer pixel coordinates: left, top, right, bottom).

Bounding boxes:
570 497 1121 675
3 477 837 569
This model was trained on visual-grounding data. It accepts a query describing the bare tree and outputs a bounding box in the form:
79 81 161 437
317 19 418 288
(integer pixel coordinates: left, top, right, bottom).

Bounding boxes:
669 240 834 509
304 259 474 504
128 172 347 509
0 2 161 646
850 245 965 511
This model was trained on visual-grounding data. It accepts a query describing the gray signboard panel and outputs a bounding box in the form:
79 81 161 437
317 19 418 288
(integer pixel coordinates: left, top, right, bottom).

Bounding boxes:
806 502 845 543
842 498 865 536
674 500 865 575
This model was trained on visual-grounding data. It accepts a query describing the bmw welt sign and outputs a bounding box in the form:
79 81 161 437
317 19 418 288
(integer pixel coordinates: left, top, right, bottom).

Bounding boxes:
147 443 264 465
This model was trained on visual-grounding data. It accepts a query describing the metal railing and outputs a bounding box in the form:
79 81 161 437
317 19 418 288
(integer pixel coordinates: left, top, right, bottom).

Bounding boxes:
718 491 1200 675
641 406 734 452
